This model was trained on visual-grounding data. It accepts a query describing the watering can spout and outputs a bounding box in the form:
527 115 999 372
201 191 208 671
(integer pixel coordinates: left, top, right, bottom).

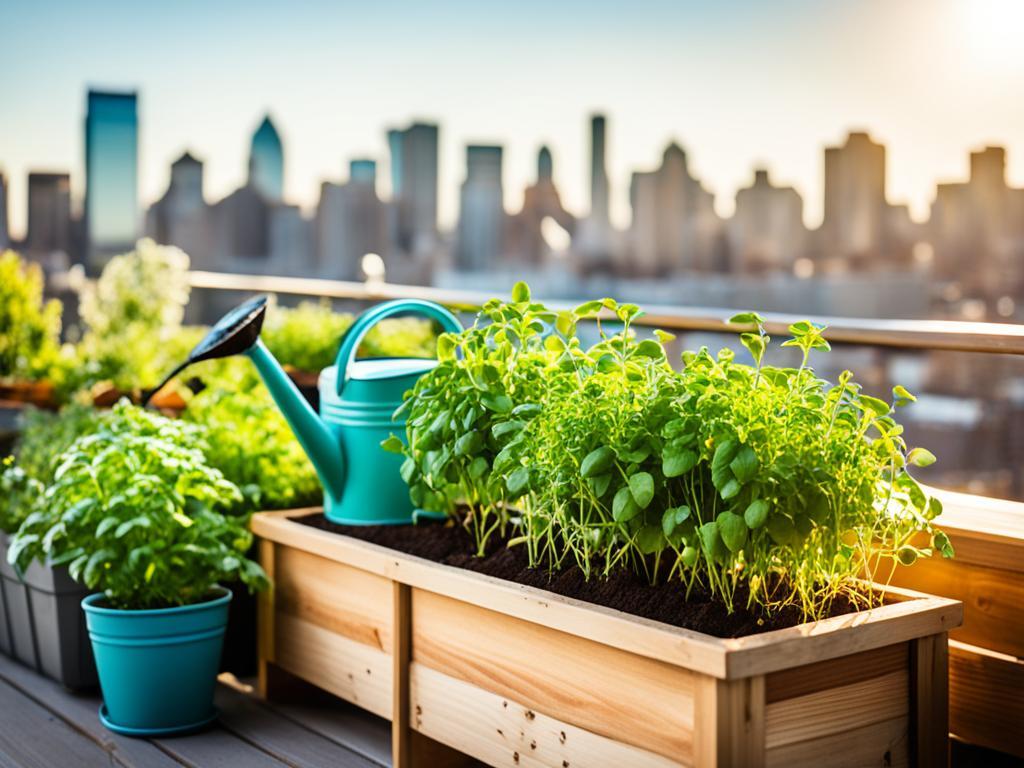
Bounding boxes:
244 338 347 503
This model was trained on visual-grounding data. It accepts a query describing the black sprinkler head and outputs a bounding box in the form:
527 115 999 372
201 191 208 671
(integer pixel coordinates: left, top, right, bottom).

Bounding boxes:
142 295 269 407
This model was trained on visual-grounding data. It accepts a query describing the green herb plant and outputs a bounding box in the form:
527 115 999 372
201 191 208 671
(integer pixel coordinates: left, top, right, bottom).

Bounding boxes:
394 286 950 619
0 251 63 384
9 402 268 609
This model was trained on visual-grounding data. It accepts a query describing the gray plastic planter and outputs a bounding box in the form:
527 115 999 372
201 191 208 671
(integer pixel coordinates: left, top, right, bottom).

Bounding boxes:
0 533 97 689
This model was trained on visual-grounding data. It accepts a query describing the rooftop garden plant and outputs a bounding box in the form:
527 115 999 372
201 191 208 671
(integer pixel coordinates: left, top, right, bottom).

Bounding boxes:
393 284 950 619
263 298 438 373
8 401 267 609
0 250 64 385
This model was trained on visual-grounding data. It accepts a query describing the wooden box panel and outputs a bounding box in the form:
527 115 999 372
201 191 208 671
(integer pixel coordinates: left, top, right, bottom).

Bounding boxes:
949 641 1024 759
411 588 697 764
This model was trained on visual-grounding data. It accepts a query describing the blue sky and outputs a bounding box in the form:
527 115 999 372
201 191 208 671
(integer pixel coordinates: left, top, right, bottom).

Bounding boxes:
2 0 1022 238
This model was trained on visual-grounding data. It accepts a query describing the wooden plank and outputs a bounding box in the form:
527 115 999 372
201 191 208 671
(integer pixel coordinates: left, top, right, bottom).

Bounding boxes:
152 727 289 768
765 716 909 768
410 662 679 768
927 486 1024 573
888 553 1024 658
949 640 1024 759
411 588 696 763
270 698 392 767
254 512 960 680
276 546 394 652
0 677 120 768
258 538 276 698
722 594 961 679
393 581 412 768
911 633 949 768
275 613 392 719
765 670 908 749
0 651 181 768
765 642 908 703
693 675 766 768
214 682 379 768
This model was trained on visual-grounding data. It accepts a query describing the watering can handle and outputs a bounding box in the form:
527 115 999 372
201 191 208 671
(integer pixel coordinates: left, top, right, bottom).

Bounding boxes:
334 299 463 396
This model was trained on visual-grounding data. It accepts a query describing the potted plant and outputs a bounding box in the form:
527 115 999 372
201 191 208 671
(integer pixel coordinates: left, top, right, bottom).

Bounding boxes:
9 401 268 735
253 285 961 767
0 405 100 688
0 250 64 409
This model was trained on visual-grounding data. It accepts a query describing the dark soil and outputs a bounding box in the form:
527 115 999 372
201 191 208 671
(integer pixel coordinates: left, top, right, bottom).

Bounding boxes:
297 514 860 638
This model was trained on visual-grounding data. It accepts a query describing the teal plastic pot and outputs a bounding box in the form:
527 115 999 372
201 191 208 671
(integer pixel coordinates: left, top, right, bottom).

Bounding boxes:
82 587 231 736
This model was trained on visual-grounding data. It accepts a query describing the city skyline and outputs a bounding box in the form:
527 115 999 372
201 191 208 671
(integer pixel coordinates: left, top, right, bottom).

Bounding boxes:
3 0 1024 241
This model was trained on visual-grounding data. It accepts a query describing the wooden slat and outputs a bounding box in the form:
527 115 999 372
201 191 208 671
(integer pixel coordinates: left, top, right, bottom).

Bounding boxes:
411 588 696 763
722 593 960 679
214 683 379 768
258 538 276 698
152 727 289 768
694 675 766 768
765 642 908 704
888 546 1024 659
927 486 1024 573
765 670 908 749
765 716 910 768
911 633 949 768
949 640 1024 759
253 512 961 680
410 663 679 768
275 613 392 719
276 546 393 652
392 582 412 768
0 651 181 767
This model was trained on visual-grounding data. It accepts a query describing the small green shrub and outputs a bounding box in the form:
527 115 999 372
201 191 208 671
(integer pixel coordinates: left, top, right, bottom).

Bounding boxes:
183 358 321 511
14 404 101 484
9 402 267 609
0 251 63 383
0 458 44 534
263 299 437 373
392 284 949 619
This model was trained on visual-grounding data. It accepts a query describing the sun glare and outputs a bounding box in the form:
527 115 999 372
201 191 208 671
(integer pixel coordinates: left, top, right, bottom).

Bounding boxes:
963 0 1024 69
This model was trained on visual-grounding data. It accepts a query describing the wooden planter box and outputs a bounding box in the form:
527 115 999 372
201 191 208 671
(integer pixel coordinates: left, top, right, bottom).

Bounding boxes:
888 487 1024 759
253 509 962 768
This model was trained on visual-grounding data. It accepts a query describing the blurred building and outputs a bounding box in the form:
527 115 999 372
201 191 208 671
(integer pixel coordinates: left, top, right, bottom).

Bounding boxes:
456 145 505 271
575 114 615 270
627 142 723 276
207 183 269 262
84 89 138 272
931 146 1024 305
249 115 284 202
315 159 388 280
146 152 209 268
388 122 439 256
0 171 8 250
505 146 576 266
268 203 313 274
26 172 72 269
728 169 806 273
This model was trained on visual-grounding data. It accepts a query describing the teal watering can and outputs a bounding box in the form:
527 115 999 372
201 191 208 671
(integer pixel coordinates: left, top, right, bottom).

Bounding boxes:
148 296 463 525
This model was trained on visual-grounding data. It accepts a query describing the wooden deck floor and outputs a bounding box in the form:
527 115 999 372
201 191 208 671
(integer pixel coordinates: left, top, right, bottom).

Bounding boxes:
0 652 391 768
0 650 1019 767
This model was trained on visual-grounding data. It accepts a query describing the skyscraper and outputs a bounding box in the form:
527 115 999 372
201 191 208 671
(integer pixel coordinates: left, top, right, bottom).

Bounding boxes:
27 172 72 260
387 122 439 254
506 145 575 265
456 145 504 271
146 152 208 267
0 171 8 250
249 115 284 202
349 158 377 187
728 169 806 273
315 160 388 280
85 89 138 271
820 131 887 266
589 114 610 225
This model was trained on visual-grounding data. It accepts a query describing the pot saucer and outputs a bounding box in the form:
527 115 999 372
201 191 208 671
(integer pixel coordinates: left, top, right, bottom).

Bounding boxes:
98 704 218 737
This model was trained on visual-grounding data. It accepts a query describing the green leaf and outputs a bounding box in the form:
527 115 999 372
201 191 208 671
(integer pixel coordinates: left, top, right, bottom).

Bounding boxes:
663 449 697 478
897 546 918 566
636 525 665 555
766 515 798 546
634 339 664 359
712 439 739 472
680 545 699 568
506 467 531 497
481 394 513 414
892 385 917 406
468 456 489 480
907 448 936 467
581 447 616 478
511 281 531 303
859 395 891 417
380 434 405 454
589 473 612 497
717 511 747 553
573 300 603 317
729 446 758 484
699 522 728 563
744 499 769 529
933 531 954 558
727 311 764 326
612 486 641 523
720 478 741 500
628 472 655 509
